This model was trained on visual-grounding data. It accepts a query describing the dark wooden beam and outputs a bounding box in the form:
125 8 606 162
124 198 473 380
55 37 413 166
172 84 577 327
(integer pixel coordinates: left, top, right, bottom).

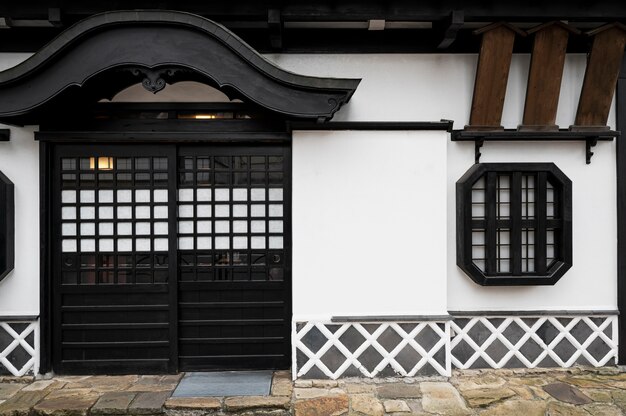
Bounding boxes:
574 23 626 129
435 10 464 49
48 7 62 27
268 9 282 51
521 22 580 131
467 22 526 131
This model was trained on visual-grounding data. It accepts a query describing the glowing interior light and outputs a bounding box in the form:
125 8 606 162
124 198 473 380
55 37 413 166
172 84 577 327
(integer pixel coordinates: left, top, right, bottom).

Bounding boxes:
89 157 114 170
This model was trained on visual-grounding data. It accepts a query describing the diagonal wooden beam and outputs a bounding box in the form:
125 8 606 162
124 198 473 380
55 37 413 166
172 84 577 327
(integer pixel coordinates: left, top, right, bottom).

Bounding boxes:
573 23 626 129
521 22 580 131
467 22 526 131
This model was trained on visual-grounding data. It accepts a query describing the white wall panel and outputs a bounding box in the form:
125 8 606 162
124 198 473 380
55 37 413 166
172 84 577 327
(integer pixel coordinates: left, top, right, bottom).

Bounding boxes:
292 131 448 319
0 125 40 315
446 139 617 311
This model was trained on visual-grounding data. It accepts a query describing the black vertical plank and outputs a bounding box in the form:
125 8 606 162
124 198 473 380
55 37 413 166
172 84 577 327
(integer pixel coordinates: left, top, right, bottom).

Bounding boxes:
510 172 522 275
535 172 547 275
485 172 497 274
39 141 52 374
456 177 473 270
282 144 293 364
617 57 626 364
50 146 63 373
167 145 179 373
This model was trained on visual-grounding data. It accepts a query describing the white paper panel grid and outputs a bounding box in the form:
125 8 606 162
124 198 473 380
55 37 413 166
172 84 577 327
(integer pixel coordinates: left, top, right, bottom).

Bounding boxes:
176 186 284 251
0 320 39 376
61 188 169 253
450 315 618 369
294 321 451 379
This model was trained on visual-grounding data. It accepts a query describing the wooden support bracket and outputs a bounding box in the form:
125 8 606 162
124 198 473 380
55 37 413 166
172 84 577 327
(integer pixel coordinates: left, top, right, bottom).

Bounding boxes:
452 129 617 164
574 23 626 128
521 22 580 131
467 22 526 131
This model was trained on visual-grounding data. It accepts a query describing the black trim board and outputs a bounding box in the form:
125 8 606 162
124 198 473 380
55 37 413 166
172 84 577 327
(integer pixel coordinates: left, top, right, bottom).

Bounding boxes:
288 120 454 131
332 315 452 322
0 315 39 321
617 56 626 365
39 141 52 374
449 310 619 317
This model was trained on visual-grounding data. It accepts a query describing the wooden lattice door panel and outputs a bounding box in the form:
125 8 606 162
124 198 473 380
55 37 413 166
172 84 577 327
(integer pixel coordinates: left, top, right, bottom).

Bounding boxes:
52 145 176 374
176 145 291 371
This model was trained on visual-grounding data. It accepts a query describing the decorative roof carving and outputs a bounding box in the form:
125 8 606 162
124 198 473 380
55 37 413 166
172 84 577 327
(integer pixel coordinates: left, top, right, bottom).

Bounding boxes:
0 10 361 124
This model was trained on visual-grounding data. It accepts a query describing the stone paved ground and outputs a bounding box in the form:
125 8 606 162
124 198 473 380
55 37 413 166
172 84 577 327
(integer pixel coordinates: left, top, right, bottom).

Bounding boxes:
0 367 625 415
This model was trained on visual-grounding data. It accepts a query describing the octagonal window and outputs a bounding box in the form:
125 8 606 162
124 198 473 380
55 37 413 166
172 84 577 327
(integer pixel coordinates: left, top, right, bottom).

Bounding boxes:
457 163 572 286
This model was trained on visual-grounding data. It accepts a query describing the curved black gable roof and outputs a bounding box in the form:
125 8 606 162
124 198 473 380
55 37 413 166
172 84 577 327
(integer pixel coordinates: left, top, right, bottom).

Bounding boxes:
0 10 361 124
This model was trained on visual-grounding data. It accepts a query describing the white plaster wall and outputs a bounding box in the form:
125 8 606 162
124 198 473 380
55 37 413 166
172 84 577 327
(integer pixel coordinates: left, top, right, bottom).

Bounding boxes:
292 130 448 319
0 52 618 315
0 125 40 315
0 54 40 316
266 54 615 129
447 140 617 311
273 54 617 313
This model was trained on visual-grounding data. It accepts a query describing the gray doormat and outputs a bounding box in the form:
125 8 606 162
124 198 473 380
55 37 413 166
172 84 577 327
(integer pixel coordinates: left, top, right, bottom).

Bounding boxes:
172 371 274 397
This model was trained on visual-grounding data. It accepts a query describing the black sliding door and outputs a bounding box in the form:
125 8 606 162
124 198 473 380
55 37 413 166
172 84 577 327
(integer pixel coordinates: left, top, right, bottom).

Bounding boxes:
50 143 291 374
176 145 291 371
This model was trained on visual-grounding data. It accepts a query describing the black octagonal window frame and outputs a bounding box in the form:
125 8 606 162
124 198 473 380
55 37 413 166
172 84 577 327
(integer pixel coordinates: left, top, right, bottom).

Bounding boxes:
0 170 13 282
456 163 572 286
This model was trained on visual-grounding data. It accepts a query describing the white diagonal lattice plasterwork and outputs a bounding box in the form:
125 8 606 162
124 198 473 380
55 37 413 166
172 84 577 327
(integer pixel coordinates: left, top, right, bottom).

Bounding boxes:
294 321 451 379
0 320 38 376
450 316 617 369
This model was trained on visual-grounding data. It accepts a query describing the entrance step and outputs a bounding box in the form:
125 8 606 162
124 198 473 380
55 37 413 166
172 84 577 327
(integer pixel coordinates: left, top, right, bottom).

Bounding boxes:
165 371 293 415
172 371 273 397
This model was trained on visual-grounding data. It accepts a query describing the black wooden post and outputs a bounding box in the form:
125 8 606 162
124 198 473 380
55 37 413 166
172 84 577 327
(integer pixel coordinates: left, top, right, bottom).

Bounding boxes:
617 56 626 365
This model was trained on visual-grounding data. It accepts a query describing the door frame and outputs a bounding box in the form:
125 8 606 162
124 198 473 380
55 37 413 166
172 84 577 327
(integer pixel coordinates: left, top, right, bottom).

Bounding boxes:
37 106 292 374
617 56 626 365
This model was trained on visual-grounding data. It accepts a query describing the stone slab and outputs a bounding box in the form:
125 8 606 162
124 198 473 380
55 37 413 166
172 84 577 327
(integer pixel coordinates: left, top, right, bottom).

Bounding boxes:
383 399 411 413
420 382 470 416
0 390 47 415
376 383 421 399
294 395 349 416
543 382 592 405
351 394 383 416
294 387 336 399
33 392 100 416
21 380 58 392
125 375 178 393
545 401 591 416
583 403 623 416
478 399 547 416
271 372 293 397
0 377 34 384
165 397 222 410
91 392 136 415
128 391 171 414
45 389 93 399
460 386 516 407
0 383 24 400
224 396 290 411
